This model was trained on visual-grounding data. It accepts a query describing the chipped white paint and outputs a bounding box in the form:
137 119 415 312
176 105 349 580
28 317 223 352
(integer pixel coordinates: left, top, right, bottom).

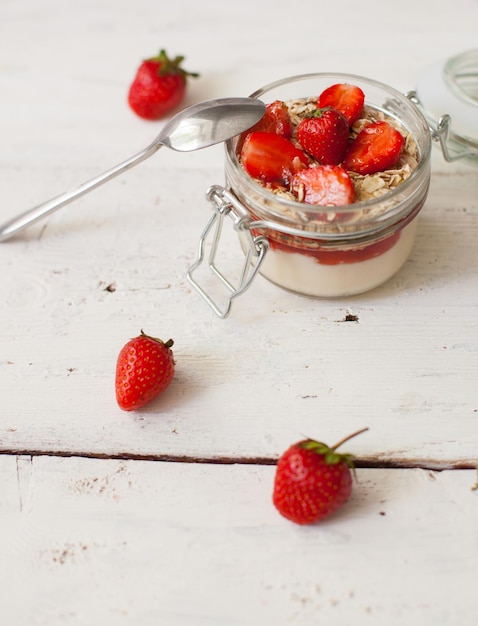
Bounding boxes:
1 0 478 624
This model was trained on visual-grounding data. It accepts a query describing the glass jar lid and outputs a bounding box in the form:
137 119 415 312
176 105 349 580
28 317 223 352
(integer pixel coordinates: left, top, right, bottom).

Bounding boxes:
415 49 478 165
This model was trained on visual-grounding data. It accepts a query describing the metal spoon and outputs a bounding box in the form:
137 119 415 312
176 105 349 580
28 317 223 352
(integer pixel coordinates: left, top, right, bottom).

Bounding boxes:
0 97 265 242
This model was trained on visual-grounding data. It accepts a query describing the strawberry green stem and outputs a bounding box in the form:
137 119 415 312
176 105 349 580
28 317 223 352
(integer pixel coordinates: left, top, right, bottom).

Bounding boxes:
331 427 369 451
148 49 199 79
140 329 174 348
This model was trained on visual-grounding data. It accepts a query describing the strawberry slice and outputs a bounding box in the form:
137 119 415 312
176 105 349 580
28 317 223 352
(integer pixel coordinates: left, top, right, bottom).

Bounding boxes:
240 131 308 185
297 108 349 165
343 120 405 175
249 100 292 137
291 165 355 206
318 83 365 127
236 100 293 152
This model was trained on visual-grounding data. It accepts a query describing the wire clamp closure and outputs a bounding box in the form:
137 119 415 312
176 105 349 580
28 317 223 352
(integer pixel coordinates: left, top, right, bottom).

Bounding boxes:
187 185 268 318
406 90 478 163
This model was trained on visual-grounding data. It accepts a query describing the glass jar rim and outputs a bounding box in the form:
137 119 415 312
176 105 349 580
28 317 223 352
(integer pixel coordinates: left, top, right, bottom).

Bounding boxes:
226 72 431 225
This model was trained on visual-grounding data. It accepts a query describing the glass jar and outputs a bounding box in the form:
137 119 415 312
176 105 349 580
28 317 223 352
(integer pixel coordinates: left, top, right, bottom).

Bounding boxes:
188 73 431 316
187 65 476 317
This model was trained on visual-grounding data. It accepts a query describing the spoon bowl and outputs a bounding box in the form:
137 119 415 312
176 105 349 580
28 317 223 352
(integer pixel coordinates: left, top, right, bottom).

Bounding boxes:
0 97 265 242
159 97 265 151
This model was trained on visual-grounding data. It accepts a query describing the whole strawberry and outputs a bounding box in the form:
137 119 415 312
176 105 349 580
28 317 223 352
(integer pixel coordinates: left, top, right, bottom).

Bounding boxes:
115 330 175 411
272 428 368 525
297 108 349 165
128 49 199 120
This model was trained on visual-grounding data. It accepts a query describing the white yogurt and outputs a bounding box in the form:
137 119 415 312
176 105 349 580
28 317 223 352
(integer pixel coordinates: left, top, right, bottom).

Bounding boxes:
257 218 418 297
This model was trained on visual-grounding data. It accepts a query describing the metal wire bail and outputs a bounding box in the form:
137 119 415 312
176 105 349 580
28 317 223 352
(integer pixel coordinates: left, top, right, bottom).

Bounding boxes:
406 90 478 164
187 185 269 318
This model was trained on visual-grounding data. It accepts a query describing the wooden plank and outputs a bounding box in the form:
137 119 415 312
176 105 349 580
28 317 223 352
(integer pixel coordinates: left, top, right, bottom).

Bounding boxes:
1 455 477 625
1 169 477 465
1 2 477 467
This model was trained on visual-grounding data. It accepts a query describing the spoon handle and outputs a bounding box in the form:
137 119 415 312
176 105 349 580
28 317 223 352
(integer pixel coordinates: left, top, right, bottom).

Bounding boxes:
0 142 161 242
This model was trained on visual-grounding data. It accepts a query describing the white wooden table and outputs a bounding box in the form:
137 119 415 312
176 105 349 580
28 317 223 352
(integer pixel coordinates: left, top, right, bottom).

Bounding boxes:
1 1 478 624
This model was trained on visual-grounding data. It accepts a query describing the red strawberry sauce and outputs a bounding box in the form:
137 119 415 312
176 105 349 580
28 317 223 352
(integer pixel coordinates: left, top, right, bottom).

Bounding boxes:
253 191 427 266
267 230 401 265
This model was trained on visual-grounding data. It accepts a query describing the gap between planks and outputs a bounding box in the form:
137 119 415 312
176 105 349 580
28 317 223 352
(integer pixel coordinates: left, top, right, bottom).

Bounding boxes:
0 448 475 470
